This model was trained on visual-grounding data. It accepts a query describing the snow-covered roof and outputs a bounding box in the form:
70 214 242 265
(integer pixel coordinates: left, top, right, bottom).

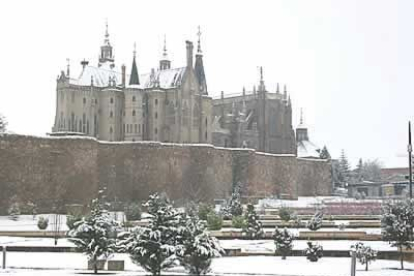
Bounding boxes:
297 140 320 158
69 62 187 89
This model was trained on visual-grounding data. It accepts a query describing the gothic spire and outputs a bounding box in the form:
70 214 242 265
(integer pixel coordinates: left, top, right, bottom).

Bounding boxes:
159 35 171 70
129 42 140 85
276 83 280 94
99 19 114 66
195 26 207 94
300 108 304 125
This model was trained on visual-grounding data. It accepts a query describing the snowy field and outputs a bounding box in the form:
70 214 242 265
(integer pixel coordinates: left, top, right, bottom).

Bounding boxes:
0 255 412 276
0 236 396 252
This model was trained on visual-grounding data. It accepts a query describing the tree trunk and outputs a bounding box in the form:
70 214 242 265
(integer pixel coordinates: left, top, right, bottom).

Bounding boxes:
400 246 404 270
93 255 98 274
365 262 368 271
282 255 286 260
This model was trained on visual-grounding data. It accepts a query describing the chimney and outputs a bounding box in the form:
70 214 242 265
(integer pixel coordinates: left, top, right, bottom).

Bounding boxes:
186 40 193 68
121 64 126 87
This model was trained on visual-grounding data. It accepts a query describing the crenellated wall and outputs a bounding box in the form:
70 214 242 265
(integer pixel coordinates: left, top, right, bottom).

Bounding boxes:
0 134 331 213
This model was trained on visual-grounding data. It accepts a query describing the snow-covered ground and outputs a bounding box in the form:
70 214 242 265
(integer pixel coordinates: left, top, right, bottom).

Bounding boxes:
0 255 412 276
0 236 396 252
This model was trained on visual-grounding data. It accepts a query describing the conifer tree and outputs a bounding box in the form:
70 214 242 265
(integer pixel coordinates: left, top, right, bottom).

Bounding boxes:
319 145 331 160
123 193 180 276
222 182 243 219
339 149 351 182
177 212 224 275
69 189 118 274
242 203 264 239
273 227 294 259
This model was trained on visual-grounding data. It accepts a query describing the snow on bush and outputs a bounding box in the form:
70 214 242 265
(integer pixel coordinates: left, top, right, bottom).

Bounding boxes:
124 202 142 221
304 241 323 262
68 189 118 274
120 193 181 276
351 242 377 271
8 202 20 221
177 213 224 275
307 211 323 231
278 206 293 222
207 212 223 231
37 216 49 230
242 203 264 239
273 227 294 259
221 182 243 219
381 199 414 270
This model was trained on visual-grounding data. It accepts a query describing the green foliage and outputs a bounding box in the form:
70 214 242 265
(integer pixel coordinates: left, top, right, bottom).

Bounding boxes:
122 193 180 276
207 212 223 231
273 227 294 259
278 206 292 222
8 202 20 221
37 216 49 230
177 213 224 275
304 242 323 262
381 199 414 270
198 203 214 221
232 215 247 228
66 214 82 230
69 189 118 274
352 242 377 271
242 204 264 239
124 202 142 221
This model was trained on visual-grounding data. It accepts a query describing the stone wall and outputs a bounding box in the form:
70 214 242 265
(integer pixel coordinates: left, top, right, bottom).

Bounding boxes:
0 134 331 213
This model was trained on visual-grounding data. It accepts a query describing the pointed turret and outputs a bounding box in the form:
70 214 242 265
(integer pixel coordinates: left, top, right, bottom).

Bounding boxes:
159 35 171 70
99 20 115 66
129 43 140 85
296 108 309 142
276 83 280 94
194 26 208 95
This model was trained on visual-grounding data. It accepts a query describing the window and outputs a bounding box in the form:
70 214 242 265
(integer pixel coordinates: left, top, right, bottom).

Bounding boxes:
71 92 75 103
110 127 113 133
110 97 114 104
155 112 158 119
95 99 98 104
83 97 86 104
155 99 158 105
205 117 208 127
205 131 207 140
110 111 113 118
123 124 125 134
132 96 136 102
138 124 141 134
132 138 135 142
132 110 136 116
155 128 158 135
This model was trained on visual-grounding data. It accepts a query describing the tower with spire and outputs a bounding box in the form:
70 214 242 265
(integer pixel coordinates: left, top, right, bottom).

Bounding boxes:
194 26 207 95
99 20 115 66
159 35 171 70
129 42 140 85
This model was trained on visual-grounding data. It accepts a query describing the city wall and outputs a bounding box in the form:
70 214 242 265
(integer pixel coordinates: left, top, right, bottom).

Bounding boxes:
0 134 332 212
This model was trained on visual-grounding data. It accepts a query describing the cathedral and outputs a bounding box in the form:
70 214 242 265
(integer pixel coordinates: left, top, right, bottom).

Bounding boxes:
52 24 302 156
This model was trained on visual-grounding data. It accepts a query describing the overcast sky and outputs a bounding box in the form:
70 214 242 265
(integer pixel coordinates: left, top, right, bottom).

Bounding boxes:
0 0 412 168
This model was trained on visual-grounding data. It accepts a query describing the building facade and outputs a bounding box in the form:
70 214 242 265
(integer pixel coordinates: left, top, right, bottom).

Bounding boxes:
53 25 211 144
211 70 296 154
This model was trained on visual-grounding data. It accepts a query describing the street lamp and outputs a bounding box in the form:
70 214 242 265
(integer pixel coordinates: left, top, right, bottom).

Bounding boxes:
408 121 412 199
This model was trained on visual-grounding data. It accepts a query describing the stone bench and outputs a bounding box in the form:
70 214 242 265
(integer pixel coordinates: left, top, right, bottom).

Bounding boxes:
108 260 125 271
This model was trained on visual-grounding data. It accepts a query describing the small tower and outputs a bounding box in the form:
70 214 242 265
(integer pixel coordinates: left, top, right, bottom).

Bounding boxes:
194 26 208 95
296 108 309 142
159 35 171 70
129 43 140 85
99 20 115 66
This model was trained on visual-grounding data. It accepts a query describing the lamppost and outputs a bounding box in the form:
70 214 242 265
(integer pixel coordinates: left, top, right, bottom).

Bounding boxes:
408 121 412 199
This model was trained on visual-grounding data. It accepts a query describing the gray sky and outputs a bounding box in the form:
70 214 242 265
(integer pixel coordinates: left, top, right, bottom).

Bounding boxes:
0 0 411 168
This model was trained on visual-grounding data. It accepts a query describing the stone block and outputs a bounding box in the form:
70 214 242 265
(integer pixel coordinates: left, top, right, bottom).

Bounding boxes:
107 260 124 271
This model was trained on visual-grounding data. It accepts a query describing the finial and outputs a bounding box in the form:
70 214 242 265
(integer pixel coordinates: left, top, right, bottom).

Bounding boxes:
300 108 304 125
283 84 287 99
163 34 168 58
284 84 287 93
133 42 136 58
277 83 280 93
197 25 202 54
91 76 94 86
105 18 109 38
66 58 70 77
260 66 263 82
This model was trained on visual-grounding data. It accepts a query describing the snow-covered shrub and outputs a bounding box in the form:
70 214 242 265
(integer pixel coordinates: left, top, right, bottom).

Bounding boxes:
381 199 414 270
232 215 246 228
23 201 37 219
207 212 223 231
278 206 292 222
290 212 302 228
8 202 20 221
66 214 82 230
124 202 142 221
351 242 377 271
69 189 118 274
338 223 346 231
242 204 264 239
198 203 214 221
37 216 49 230
273 227 294 259
121 193 180 276
222 182 243 219
304 241 323 262
177 213 224 275
307 211 323 231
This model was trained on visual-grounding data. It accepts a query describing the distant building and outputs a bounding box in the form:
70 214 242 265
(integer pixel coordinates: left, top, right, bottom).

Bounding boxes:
296 110 320 158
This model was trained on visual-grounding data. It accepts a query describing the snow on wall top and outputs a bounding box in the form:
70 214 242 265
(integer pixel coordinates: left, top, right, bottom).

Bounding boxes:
69 62 186 89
